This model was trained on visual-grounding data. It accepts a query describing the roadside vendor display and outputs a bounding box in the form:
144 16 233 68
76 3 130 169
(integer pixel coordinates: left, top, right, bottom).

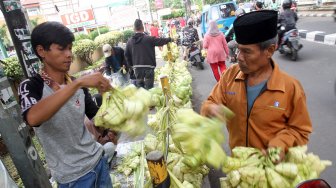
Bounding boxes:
95 42 332 188
220 146 332 188
94 85 153 136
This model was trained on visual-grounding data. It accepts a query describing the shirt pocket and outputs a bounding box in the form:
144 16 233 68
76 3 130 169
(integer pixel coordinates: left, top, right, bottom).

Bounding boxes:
252 105 288 130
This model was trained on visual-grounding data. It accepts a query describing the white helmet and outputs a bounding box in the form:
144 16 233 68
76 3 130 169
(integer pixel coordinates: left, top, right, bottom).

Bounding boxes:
102 44 112 57
187 18 194 26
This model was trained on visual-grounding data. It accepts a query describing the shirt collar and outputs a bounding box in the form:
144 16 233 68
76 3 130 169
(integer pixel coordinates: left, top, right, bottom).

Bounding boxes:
235 59 285 92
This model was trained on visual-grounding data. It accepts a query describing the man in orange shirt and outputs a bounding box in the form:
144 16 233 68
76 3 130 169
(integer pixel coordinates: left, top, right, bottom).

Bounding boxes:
201 10 312 162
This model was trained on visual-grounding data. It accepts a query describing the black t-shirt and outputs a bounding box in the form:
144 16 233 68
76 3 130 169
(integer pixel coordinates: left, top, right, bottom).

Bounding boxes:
18 74 98 124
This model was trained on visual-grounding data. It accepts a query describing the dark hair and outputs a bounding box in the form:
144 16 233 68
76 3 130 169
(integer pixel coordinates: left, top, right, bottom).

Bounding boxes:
282 0 292 9
256 2 263 9
31 21 74 60
134 19 144 31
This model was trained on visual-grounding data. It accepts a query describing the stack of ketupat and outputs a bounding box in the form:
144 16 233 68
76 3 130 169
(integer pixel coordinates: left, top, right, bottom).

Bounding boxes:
220 146 332 188
94 84 153 136
161 42 180 62
143 42 229 187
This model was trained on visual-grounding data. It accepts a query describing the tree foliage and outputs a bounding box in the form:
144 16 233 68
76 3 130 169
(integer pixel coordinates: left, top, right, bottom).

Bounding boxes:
94 31 124 48
122 30 134 43
0 56 24 82
89 27 110 40
72 39 97 65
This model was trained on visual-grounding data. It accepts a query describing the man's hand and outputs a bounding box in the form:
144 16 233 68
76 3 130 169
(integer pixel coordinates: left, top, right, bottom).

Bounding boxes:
208 104 234 122
262 147 285 164
208 104 227 122
75 72 112 93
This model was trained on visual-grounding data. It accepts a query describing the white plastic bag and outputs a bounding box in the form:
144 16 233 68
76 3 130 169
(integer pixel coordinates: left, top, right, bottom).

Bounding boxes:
105 71 130 88
0 160 17 188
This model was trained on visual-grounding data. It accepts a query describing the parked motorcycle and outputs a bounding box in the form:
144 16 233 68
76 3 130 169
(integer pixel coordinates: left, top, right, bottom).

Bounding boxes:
296 179 331 188
278 24 303 61
186 42 204 70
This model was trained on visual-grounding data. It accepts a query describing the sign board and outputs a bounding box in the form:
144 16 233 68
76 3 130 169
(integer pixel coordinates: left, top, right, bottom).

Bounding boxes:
157 8 172 16
110 6 139 29
60 9 96 28
155 0 164 9
0 0 40 78
134 0 148 11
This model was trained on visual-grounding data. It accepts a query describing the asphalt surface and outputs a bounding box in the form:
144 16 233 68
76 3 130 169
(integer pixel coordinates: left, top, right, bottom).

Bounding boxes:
297 16 336 35
189 38 336 187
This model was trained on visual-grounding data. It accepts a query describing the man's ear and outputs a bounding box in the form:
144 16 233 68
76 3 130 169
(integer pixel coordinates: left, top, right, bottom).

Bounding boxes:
265 44 276 58
36 45 45 59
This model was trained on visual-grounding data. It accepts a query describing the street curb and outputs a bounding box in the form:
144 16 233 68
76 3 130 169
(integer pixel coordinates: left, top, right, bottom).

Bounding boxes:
299 30 336 45
298 13 333 17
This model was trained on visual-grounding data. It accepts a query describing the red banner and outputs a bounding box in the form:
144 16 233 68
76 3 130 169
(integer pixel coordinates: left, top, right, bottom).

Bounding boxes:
61 9 95 26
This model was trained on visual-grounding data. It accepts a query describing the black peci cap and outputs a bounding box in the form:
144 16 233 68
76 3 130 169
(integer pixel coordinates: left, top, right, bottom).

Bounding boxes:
233 10 278 45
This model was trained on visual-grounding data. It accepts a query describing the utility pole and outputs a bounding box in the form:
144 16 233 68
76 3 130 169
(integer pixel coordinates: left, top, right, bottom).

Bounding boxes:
0 0 41 78
0 75 51 188
0 0 51 187
147 0 154 23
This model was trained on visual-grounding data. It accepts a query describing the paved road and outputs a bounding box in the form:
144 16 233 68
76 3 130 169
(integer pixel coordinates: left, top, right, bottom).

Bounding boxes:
297 16 336 35
190 39 336 187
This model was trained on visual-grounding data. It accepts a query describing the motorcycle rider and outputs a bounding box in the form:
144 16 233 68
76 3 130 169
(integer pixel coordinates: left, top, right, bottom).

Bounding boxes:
225 8 246 63
278 0 298 49
182 18 200 61
255 1 264 10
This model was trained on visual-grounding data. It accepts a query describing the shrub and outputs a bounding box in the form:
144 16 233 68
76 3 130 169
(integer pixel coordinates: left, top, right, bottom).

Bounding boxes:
75 33 90 41
72 39 97 65
89 27 110 40
122 30 134 43
94 31 124 48
0 56 24 82
162 9 185 20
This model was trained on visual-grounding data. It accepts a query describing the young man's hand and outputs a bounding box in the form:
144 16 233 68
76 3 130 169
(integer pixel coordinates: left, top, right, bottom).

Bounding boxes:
76 72 112 93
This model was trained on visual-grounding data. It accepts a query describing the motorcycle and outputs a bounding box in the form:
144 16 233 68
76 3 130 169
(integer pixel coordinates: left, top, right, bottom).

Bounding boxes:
186 41 204 70
296 179 331 188
278 24 303 61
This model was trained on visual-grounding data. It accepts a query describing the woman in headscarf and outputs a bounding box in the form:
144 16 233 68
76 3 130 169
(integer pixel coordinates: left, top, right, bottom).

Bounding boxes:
203 20 229 82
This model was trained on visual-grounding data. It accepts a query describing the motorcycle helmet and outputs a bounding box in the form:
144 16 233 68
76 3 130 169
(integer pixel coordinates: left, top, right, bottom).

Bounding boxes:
187 18 194 26
235 8 245 17
282 0 292 9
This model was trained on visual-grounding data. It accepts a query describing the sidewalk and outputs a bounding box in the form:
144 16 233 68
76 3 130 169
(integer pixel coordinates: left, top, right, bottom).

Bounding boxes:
298 10 334 17
297 4 335 17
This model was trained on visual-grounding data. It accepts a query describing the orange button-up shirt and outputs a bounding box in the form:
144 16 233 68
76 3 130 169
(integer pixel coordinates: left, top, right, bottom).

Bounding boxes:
201 60 312 151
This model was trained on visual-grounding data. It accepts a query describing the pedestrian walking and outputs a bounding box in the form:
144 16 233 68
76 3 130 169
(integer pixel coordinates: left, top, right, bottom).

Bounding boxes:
125 19 172 89
201 10 312 162
150 23 159 38
203 20 229 82
18 22 112 187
